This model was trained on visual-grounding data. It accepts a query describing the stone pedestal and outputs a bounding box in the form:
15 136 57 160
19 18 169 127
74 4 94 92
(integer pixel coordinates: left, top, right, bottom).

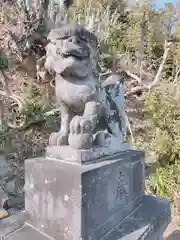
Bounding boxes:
24 150 144 240
4 148 171 240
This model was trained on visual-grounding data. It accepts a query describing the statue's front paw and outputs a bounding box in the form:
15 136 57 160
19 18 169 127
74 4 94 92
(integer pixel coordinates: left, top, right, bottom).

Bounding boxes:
70 116 93 134
49 132 68 146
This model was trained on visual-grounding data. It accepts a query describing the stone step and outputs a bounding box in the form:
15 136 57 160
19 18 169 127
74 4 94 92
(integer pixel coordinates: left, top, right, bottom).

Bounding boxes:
3 196 171 240
3 225 51 240
0 210 25 238
102 195 171 240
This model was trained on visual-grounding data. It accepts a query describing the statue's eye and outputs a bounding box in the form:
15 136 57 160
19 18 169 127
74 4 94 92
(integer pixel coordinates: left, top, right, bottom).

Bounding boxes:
57 34 70 40
58 36 69 40
79 36 87 42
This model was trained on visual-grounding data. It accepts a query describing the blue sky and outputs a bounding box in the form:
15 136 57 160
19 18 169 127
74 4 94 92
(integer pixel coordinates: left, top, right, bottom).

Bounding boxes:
154 0 177 9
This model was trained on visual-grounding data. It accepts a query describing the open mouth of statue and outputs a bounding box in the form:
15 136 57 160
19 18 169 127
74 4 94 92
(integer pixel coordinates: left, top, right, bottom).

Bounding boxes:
62 49 89 61
63 53 84 60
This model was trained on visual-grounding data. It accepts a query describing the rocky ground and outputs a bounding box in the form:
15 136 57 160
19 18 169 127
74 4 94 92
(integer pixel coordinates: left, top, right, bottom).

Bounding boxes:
164 217 180 240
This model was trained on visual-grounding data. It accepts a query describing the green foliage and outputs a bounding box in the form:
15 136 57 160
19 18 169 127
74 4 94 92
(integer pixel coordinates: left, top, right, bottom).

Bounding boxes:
142 84 180 166
21 82 50 119
69 0 130 56
146 164 180 208
0 52 9 70
99 53 113 69
0 126 8 153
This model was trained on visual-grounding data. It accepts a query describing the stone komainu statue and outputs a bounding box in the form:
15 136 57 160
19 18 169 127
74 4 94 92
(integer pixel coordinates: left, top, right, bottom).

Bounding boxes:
45 24 128 149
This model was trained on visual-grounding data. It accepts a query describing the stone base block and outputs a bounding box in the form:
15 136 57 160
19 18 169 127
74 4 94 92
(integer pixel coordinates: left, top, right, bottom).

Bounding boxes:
46 144 131 163
0 210 25 238
4 224 50 240
25 150 145 240
3 196 171 240
102 195 171 240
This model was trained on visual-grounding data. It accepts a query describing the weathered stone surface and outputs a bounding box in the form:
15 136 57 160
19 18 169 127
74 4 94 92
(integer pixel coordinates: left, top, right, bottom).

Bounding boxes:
4 224 51 240
0 155 24 211
0 187 8 207
0 211 25 238
25 150 144 240
46 144 131 163
3 195 24 210
102 195 171 240
4 179 16 195
0 155 12 181
7 208 21 216
4 176 24 196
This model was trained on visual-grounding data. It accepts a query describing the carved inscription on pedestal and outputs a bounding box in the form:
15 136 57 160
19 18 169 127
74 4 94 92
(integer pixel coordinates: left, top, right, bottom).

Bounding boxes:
115 171 129 200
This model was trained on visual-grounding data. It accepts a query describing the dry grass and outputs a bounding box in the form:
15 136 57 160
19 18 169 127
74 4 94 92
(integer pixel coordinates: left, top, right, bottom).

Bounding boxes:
0 2 58 190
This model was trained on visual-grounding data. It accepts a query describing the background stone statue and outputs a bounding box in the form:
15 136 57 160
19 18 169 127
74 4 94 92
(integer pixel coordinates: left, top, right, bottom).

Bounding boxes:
45 24 128 149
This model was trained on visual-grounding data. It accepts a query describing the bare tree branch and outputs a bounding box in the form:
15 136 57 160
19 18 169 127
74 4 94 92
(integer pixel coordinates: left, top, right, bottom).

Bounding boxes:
0 97 4 129
138 11 146 84
0 70 24 110
148 41 172 89
174 67 180 83
125 41 172 97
